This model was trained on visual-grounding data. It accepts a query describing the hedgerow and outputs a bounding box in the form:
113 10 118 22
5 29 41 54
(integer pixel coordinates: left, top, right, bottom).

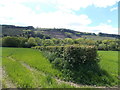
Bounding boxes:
32 45 98 70
33 46 117 86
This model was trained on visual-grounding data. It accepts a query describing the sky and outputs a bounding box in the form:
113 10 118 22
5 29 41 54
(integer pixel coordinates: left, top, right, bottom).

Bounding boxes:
0 0 119 34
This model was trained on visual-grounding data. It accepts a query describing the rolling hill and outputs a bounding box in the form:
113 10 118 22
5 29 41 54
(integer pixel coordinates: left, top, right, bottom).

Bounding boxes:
1 24 120 39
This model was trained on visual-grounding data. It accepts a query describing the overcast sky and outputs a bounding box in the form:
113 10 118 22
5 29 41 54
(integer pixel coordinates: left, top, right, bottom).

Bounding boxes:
0 0 119 34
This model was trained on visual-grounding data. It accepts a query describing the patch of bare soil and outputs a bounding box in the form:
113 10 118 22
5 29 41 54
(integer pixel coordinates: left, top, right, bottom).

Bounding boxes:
56 78 119 89
0 66 2 89
2 67 17 88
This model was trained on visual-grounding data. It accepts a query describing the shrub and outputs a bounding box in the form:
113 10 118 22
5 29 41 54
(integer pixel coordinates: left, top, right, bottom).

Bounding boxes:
32 45 98 69
2 36 21 47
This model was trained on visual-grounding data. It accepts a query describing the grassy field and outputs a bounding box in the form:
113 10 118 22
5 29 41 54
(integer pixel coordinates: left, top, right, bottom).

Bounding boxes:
98 51 118 85
1 47 119 88
98 51 118 76
2 47 75 88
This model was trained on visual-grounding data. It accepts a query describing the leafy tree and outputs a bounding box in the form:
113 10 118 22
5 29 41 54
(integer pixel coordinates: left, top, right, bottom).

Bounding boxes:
18 37 28 47
27 37 37 47
42 39 54 46
2 36 21 47
64 38 74 45
35 37 42 46
98 44 107 50
0 38 2 47
74 38 85 44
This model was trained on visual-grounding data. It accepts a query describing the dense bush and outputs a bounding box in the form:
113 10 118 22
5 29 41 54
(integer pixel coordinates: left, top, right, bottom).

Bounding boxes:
32 45 98 69
2 36 21 47
2 36 37 48
97 39 120 51
33 45 116 86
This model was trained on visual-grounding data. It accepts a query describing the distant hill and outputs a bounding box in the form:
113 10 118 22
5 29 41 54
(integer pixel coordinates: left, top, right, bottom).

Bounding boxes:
35 28 97 39
2 25 34 36
1 24 120 39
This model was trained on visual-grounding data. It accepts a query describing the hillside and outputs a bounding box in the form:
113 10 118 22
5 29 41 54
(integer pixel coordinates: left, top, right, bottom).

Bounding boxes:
2 25 34 36
35 28 96 39
1 24 120 39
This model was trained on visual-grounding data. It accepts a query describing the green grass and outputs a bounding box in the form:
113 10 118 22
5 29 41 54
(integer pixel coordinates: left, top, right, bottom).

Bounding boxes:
98 51 118 76
2 47 74 88
3 57 35 88
2 47 119 88
3 48 61 76
98 51 118 85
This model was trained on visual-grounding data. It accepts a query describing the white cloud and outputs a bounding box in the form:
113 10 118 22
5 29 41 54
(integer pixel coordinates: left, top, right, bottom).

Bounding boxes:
55 0 119 11
0 0 119 11
72 23 118 34
0 0 92 27
56 0 93 11
29 11 92 28
92 24 118 34
93 0 119 8
35 6 41 11
107 20 112 23
110 7 118 11
0 0 119 34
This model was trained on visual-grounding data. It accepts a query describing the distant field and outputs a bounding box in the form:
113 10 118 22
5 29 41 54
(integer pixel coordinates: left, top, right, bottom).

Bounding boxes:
1 47 119 88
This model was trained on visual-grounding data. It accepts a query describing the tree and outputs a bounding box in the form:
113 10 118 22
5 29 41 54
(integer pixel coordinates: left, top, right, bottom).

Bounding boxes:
64 38 73 45
42 39 54 46
0 38 2 47
27 37 37 47
98 44 106 50
18 37 28 47
2 36 21 47
74 38 85 44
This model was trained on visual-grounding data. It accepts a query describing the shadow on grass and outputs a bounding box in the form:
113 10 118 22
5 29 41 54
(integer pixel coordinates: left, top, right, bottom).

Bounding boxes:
66 61 117 86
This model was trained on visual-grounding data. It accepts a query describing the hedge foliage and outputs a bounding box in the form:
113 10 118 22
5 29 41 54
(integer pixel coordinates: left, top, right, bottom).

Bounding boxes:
32 45 98 69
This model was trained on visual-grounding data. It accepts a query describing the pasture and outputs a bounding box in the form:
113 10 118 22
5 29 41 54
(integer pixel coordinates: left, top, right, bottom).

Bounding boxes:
1 47 118 88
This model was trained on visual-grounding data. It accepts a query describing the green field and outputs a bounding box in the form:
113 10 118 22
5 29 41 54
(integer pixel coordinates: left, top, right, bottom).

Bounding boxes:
98 51 118 86
98 51 118 77
2 47 75 88
1 47 118 88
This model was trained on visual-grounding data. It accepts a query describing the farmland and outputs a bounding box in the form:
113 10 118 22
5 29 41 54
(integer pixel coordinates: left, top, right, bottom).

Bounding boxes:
1 47 119 88
2 47 75 88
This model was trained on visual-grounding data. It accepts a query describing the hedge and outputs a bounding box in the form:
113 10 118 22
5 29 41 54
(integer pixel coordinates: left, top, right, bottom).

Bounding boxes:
32 45 98 69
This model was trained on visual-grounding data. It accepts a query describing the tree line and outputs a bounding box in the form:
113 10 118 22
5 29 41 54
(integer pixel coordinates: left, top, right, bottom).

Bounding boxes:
1 36 120 51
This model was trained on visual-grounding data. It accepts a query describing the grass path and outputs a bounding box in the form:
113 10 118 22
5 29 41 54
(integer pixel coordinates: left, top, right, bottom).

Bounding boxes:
2 68 17 88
